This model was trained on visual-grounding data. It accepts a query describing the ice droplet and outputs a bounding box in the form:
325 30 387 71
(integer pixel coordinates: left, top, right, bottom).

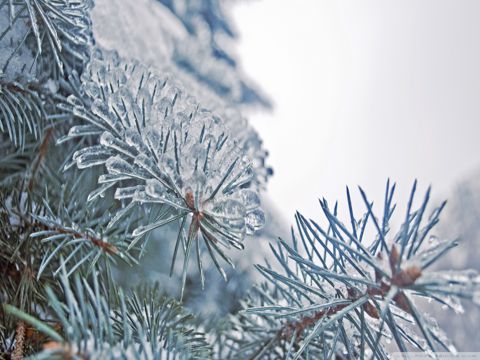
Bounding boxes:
68 124 101 138
428 235 440 246
210 200 246 220
239 189 261 211
91 59 107 84
106 156 134 175
245 208 265 234
100 131 115 146
75 153 110 169
115 186 144 200
125 128 148 154
73 146 112 169
225 217 246 232
143 179 185 209
100 132 136 158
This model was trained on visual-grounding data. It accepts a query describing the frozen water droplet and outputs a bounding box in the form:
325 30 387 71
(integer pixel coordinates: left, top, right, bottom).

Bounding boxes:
132 189 150 203
239 189 261 211
106 156 133 175
210 200 246 220
428 235 439 245
68 125 101 138
99 131 137 159
245 208 265 234
112 68 127 88
90 58 107 83
125 128 148 153
145 127 162 152
115 186 143 200
73 146 112 169
144 179 185 209
98 173 130 184
100 131 115 146
161 157 182 187
225 217 246 233
163 84 182 104
137 88 152 119
127 61 148 91
109 89 128 117
75 153 109 168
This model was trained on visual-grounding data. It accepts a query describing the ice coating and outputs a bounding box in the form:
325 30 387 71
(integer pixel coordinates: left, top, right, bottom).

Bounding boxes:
79 48 271 187
68 48 266 257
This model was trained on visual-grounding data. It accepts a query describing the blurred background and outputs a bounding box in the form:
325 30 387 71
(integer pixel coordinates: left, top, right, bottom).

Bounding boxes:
234 0 480 222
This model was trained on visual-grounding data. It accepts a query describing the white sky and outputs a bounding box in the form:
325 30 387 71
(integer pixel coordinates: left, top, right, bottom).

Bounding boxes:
233 0 480 221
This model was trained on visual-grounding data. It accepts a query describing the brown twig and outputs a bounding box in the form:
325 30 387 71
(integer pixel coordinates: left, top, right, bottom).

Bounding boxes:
279 302 350 341
12 320 26 360
32 221 118 255
28 128 53 191
263 244 423 354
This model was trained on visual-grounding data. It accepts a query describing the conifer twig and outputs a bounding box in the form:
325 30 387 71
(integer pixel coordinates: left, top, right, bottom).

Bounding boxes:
12 320 26 360
28 128 53 191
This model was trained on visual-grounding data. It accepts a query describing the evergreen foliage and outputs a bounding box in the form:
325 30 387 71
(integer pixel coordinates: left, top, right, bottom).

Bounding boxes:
0 1 478 359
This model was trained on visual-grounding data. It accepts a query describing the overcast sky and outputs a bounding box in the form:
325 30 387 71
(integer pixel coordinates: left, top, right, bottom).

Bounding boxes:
233 0 480 222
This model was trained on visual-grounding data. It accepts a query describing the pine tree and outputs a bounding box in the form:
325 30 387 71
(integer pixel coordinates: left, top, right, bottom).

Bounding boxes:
1 1 479 359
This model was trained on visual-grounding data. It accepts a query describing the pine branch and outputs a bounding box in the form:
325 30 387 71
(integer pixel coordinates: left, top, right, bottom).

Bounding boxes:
9 268 214 359
0 79 46 149
30 218 119 255
0 0 93 81
58 49 268 293
221 183 480 359
27 175 137 278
